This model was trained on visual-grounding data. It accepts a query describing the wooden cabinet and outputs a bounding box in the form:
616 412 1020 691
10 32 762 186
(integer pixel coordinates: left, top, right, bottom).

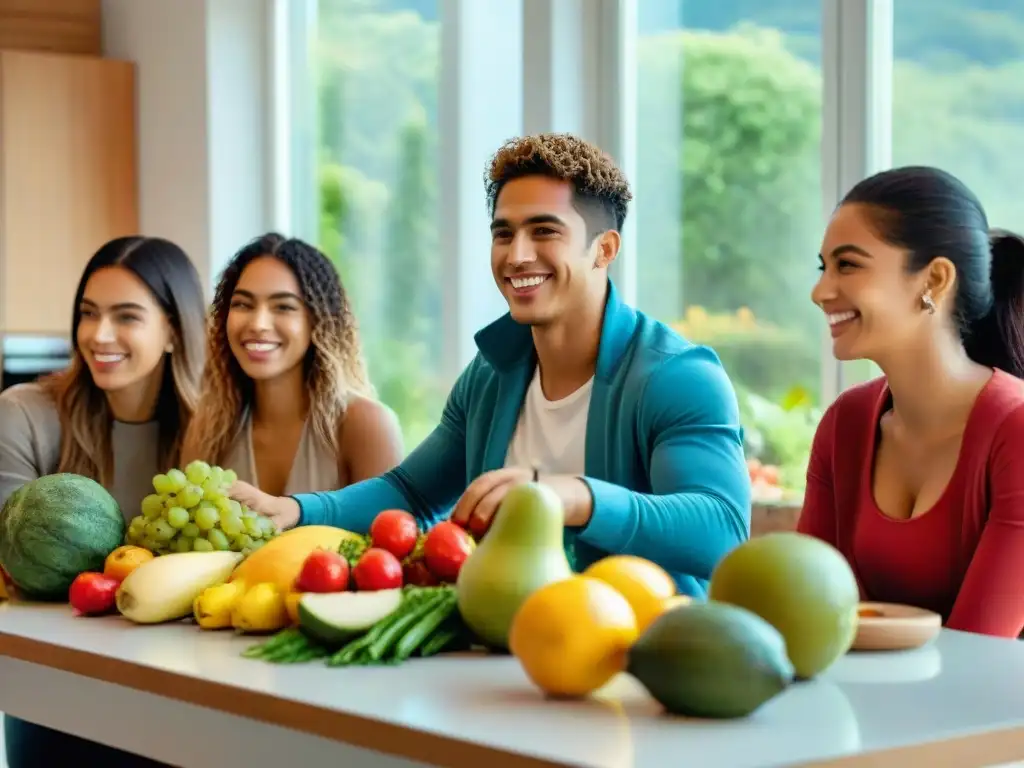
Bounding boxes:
0 50 138 335
0 0 102 56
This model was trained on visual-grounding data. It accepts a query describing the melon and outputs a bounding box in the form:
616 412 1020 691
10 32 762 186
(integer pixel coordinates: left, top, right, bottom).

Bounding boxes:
708 532 860 679
0 473 125 600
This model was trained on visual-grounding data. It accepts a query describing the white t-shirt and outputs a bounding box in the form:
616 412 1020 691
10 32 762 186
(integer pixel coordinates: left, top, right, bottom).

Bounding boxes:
504 367 593 476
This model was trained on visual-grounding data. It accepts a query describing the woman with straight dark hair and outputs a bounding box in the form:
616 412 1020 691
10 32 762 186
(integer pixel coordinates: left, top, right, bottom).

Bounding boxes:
0 235 206 766
798 165 1024 639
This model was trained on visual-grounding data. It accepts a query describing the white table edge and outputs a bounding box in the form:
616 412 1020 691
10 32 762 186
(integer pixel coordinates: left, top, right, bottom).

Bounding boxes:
4 628 1024 768
0 631 569 768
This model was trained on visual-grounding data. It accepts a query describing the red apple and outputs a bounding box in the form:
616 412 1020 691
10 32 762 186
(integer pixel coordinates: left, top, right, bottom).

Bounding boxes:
69 572 120 616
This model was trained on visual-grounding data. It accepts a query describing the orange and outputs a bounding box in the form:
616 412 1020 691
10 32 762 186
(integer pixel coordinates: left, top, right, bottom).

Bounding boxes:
104 545 155 581
509 576 638 698
583 555 677 633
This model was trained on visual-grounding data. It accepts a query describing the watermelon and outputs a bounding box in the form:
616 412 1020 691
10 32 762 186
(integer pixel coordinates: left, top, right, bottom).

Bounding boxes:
0 473 125 600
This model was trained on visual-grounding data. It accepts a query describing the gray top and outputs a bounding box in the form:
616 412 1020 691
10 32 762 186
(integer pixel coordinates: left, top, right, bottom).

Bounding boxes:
0 382 161 521
2 606 1024 767
221 410 341 496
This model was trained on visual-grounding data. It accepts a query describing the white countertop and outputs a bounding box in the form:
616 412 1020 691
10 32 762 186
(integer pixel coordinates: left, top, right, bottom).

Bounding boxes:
2 601 1024 767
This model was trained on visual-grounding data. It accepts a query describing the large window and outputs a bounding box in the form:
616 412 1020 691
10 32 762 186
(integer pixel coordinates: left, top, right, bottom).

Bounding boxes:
299 0 1022 503
635 3 824 506
314 0 446 450
891 0 1024 228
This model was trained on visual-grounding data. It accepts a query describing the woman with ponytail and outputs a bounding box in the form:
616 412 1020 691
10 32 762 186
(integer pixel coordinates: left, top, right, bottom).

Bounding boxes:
798 165 1024 639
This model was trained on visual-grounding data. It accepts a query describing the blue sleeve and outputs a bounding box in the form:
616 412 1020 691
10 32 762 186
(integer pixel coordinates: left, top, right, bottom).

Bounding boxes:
577 346 751 578
293 366 472 533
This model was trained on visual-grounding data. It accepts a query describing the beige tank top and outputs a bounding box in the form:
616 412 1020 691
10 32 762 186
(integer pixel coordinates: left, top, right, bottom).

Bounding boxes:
222 412 341 496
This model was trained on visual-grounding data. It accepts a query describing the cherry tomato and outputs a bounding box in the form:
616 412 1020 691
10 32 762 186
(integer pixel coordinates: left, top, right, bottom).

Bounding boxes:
295 549 350 593
423 522 475 583
369 509 420 560
352 548 404 591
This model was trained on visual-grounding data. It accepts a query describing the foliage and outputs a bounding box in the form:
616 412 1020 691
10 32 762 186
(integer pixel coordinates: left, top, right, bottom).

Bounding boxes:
638 26 824 492
315 2 445 450
674 307 819 404
636 26 822 335
737 387 820 494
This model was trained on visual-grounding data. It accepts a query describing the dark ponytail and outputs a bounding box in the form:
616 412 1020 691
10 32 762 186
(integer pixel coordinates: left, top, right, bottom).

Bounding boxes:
964 230 1024 378
842 166 1024 377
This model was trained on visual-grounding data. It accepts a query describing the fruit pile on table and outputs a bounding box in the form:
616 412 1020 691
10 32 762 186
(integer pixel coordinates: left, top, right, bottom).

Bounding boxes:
0 464 864 720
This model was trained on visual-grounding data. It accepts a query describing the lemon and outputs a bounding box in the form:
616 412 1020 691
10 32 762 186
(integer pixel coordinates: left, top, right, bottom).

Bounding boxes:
584 555 677 633
509 576 638 698
231 582 290 633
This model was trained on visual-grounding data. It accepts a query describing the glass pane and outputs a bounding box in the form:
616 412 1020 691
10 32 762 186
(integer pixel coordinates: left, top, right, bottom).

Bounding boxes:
892 0 1024 233
315 0 445 451
636 2 824 511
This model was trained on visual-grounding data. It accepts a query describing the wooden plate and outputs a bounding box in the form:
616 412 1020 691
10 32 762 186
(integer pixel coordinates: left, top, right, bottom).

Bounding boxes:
851 602 942 651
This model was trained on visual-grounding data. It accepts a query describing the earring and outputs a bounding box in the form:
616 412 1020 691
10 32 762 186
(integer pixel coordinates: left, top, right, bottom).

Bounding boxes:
921 291 937 315
165 343 174 354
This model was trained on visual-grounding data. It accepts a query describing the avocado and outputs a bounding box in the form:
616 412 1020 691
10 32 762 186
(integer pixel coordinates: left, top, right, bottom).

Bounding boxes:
626 601 795 719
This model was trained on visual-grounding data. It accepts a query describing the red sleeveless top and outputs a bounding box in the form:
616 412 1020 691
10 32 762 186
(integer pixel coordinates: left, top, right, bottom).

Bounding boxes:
798 370 1024 638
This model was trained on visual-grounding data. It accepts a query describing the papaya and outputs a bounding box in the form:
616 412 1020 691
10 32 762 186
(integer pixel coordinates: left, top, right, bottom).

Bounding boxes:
230 526 362 593
627 601 794 719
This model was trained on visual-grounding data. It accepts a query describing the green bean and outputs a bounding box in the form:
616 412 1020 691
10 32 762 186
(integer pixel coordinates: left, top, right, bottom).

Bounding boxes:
419 626 462 657
242 627 301 659
262 632 314 662
367 590 448 662
393 591 457 661
282 643 329 664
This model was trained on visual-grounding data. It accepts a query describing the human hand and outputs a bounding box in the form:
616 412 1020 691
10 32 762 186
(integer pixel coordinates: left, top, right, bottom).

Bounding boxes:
451 467 592 539
229 480 301 531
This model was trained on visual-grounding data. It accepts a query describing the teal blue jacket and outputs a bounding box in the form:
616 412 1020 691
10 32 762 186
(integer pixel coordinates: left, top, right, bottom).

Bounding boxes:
295 282 751 597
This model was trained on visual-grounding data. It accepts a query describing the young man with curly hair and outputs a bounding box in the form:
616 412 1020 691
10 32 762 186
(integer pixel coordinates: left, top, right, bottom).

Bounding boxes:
233 133 750 596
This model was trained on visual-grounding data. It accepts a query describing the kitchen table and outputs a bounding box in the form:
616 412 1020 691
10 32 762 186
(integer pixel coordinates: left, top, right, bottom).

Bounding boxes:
1 602 1024 767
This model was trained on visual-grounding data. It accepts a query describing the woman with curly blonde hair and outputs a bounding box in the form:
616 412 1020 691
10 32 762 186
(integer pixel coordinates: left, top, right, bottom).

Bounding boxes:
183 233 403 498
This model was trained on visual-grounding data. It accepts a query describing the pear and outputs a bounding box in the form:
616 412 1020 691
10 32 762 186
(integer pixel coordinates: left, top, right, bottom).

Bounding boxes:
456 471 573 650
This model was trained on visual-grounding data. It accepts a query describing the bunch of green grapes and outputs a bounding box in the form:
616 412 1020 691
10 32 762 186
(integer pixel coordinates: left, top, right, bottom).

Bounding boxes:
126 460 278 556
